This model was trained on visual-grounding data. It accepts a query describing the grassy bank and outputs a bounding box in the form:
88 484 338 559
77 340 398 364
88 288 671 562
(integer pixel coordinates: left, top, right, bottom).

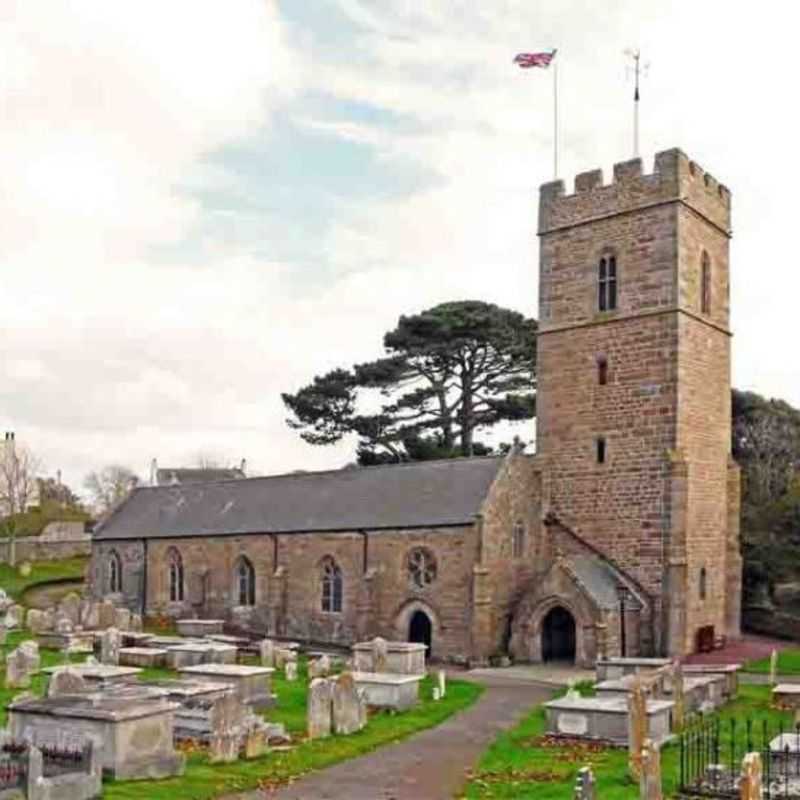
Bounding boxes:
743 649 800 675
0 557 88 602
463 684 790 799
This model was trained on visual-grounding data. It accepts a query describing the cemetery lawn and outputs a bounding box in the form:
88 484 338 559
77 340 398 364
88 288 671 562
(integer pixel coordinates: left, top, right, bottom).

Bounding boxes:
463 683 791 799
743 649 800 675
0 557 88 602
104 667 483 800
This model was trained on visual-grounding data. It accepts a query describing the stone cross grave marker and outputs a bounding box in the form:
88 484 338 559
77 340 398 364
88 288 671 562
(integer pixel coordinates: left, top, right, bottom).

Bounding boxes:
671 659 685 732
639 738 662 800
740 752 763 800
573 765 596 799
769 650 778 687
627 678 647 782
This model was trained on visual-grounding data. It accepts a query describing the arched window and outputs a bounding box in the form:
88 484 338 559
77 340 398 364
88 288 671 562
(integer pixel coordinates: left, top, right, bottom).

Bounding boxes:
235 556 255 606
168 548 184 603
512 521 526 559
699 567 707 600
701 251 711 314
598 255 617 312
407 548 437 589
321 557 343 612
107 550 122 594
597 356 608 386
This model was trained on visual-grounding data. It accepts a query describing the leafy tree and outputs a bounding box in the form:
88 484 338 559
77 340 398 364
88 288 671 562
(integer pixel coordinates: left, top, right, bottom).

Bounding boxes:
83 465 140 514
282 301 537 463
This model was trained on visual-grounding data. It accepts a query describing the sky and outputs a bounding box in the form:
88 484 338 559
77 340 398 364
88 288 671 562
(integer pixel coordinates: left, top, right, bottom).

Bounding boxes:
1 0 797 492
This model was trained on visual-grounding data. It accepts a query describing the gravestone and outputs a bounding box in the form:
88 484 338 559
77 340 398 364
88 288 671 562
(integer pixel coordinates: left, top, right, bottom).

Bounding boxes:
26 609 49 634
259 639 275 667
308 678 333 740
595 623 609 661
59 592 82 627
574 765 596 800
100 627 121 665
6 647 33 688
769 650 778 687
0 624 6 646
437 670 446 699
209 692 246 763
114 607 132 631
285 661 298 682
243 724 267 759
55 615 74 634
372 637 388 672
80 600 100 629
46 666 88 697
740 752 762 799
19 640 40 671
0 588 10 614
332 672 365 735
130 613 143 632
98 600 116 629
627 679 647 781
275 648 297 671
309 654 331 679
5 604 23 629
639 738 662 800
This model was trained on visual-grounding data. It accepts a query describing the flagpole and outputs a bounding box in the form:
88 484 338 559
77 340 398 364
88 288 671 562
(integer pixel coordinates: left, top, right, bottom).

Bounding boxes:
553 54 559 179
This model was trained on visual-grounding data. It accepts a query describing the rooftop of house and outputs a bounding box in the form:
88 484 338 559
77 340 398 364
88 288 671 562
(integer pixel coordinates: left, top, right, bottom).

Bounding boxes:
94 455 507 541
155 467 246 485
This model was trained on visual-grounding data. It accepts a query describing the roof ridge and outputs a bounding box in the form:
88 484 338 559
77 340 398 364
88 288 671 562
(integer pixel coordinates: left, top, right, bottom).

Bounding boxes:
136 454 504 491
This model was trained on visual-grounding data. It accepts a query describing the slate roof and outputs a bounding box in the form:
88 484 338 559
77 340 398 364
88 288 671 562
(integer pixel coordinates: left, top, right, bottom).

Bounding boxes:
94 456 504 541
155 468 245 485
568 556 643 610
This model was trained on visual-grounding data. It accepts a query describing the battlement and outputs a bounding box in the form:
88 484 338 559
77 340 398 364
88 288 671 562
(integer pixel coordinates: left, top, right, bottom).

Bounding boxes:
539 149 731 235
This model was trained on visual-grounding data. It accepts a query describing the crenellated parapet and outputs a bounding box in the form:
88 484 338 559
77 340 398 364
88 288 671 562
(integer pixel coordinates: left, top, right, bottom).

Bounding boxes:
539 149 731 236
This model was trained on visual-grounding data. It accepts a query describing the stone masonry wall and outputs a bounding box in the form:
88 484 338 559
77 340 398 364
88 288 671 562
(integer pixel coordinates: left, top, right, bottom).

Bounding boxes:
536 148 738 656
136 522 480 662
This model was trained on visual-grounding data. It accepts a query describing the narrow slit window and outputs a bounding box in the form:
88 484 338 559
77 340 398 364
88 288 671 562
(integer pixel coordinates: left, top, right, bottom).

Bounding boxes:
701 252 711 314
598 256 618 312
596 437 606 464
699 567 707 600
598 357 608 386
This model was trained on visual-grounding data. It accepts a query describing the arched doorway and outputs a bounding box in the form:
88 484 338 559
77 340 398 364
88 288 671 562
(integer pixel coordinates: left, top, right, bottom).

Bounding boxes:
408 610 433 654
541 606 576 663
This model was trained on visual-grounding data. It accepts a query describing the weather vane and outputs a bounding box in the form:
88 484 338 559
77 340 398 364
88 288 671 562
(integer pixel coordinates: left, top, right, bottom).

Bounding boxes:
624 49 649 159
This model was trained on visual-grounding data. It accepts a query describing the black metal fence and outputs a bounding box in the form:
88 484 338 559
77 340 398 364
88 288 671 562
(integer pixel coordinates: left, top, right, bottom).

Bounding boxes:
679 716 800 798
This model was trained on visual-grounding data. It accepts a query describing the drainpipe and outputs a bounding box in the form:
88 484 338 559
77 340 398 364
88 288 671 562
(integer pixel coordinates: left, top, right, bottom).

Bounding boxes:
141 538 148 617
359 530 368 574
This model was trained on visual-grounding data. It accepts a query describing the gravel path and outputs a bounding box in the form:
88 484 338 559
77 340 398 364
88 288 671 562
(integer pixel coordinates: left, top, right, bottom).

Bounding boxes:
226 676 553 800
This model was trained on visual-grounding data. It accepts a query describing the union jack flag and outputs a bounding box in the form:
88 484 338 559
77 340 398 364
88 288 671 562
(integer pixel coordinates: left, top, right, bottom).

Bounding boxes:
513 50 557 69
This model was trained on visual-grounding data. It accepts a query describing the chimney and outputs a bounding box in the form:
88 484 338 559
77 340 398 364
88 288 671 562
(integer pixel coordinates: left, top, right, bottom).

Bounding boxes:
240 458 247 476
150 458 158 486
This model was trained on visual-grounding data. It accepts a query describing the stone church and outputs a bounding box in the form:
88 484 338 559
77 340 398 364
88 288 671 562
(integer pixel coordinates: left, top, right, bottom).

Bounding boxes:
90 148 742 667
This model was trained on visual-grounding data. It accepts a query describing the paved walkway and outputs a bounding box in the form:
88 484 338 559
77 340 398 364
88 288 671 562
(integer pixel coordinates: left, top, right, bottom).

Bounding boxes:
227 676 554 800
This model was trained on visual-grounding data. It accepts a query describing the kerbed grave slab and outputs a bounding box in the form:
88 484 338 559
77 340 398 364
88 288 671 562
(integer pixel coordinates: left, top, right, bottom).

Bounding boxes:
146 636 205 648
41 664 142 686
353 641 427 675
7 686 185 780
165 643 238 669
595 657 672 681
544 695 674 747
178 664 275 709
176 619 225 637
119 647 168 668
37 631 94 653
351 672 422 711
121 632 155 648
773 684 800 709
683 664 741 698
144 679 233 705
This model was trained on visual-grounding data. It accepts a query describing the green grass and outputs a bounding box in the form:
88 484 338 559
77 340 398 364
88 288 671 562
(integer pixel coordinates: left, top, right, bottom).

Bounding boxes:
743 649 800 675
0 633 482 800
0 557 88 603
0 502 90 537
463 684 792 799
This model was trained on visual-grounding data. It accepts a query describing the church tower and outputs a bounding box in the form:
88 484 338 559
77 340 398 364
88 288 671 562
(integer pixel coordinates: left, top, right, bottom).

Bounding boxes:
535 150 741 656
